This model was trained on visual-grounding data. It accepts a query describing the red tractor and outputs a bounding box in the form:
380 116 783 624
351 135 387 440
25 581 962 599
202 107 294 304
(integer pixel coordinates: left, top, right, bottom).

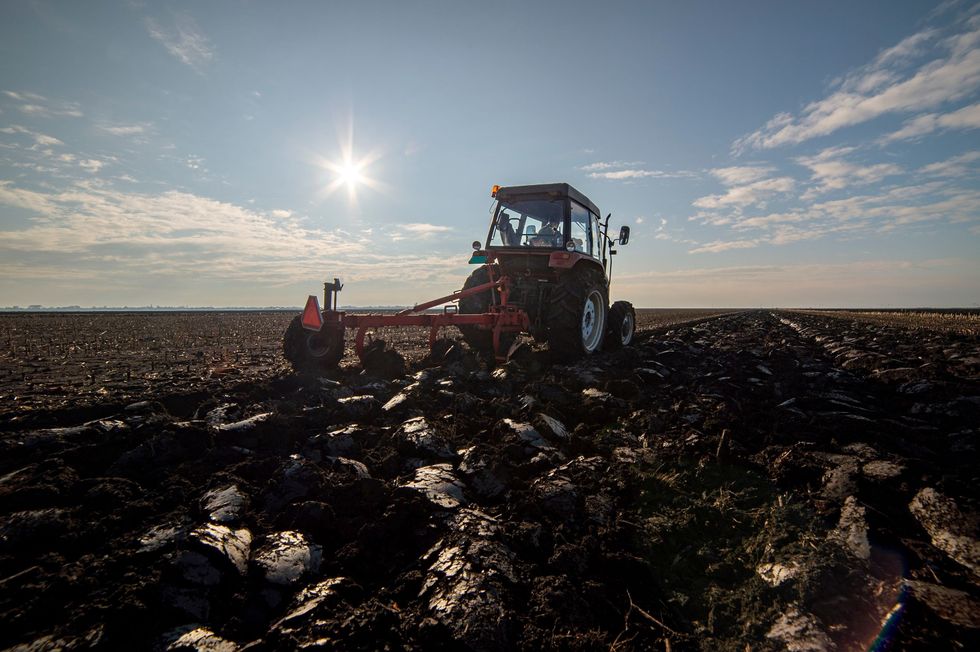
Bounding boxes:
283 182 635 371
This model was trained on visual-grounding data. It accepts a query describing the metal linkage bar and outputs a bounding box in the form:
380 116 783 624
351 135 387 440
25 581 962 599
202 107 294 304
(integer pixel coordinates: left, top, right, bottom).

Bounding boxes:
320 272 527 364
395 278 502 316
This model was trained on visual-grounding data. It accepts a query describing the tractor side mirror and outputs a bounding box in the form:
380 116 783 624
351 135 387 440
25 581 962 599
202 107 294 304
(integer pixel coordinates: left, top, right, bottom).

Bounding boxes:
619 225 630 245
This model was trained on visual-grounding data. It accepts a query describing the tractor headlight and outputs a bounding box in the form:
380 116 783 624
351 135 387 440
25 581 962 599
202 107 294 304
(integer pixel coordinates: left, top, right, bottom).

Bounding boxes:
472 240 481 250
565 241 576 252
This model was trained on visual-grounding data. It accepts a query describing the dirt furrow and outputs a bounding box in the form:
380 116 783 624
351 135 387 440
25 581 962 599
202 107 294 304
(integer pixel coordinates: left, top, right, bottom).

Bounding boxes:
0 311 976 651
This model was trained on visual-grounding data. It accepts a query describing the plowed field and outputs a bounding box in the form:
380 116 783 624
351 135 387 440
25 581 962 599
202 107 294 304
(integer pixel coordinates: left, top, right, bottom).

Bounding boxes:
1 310 977 651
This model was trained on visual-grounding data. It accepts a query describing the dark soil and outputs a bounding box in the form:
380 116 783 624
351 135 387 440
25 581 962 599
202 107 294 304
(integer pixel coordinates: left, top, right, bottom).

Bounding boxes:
1 310 978 651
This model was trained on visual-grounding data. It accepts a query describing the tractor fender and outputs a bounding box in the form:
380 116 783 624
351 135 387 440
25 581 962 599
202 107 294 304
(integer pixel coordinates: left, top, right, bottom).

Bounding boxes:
547 251 603 271
550 254 606 283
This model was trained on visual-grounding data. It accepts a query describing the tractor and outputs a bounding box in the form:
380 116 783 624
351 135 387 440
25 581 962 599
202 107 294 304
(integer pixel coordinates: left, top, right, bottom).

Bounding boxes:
283 182 635 371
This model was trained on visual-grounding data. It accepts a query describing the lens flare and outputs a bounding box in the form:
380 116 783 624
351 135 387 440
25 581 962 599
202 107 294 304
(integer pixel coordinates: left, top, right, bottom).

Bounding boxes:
312 121 385 204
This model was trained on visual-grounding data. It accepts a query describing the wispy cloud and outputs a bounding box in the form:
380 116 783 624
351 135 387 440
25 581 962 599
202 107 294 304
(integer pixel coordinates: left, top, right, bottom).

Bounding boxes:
879 101 980 142
0 124 64 147
688 239 759 254
2 90 83 118
393 222 453 241
98 122 152 137
146 15 215 73
185 155 205 170
692 176 795 209
579 160 644 172
581 161 696 181
918 150 980 177
796 146 903 198
78 159 105 173
0 182 466 286
725 184 980 234
732 19 980 152
709 166 775 186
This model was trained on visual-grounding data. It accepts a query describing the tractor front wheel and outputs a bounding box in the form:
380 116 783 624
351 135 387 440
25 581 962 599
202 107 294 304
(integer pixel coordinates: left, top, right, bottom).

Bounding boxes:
605 300 636 349
283 315 344 372
546 268 608 360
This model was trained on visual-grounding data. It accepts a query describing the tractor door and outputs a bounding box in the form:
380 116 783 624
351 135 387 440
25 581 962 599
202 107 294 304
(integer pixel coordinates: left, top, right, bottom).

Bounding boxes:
569 200 602 258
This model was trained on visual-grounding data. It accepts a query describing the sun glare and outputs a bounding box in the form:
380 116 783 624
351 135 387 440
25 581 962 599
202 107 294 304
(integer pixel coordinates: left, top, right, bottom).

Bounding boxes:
313 125 384 204
337 160 363 189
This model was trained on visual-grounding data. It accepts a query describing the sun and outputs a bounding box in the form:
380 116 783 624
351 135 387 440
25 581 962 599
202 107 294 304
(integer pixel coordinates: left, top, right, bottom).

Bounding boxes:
313 129 384 204
316 151 382 203
336 159 364 190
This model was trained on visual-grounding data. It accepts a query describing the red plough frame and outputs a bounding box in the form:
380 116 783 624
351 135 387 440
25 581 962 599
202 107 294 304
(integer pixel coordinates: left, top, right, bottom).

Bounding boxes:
302 273 529 364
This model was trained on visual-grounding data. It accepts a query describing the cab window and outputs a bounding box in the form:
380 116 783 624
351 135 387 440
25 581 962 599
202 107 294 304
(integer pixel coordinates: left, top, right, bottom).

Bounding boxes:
569 201 592 255
490 198 564 248
590 211 601 258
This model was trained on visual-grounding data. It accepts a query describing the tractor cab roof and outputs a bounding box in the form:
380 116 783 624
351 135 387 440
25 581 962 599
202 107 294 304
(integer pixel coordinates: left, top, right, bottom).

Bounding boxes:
494 183 601 217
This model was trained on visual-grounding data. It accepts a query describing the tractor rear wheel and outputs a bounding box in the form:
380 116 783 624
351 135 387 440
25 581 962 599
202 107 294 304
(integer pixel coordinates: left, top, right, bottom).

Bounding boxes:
283 315 344 372
457 265 514 357
605 300 636 349
546 268 608 360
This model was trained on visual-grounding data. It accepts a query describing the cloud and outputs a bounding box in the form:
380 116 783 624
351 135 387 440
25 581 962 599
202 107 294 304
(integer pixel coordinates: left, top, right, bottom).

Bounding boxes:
733 21 980 152
591 169 657 179
710 166 775 186
0 182 470 289
78 159 104 173
581 161 696 181
722 184 980 239
2 90 83 118
692 176 795 209
688 239 759 254
270 209 292 219
579 161 644 172
879 101 980 142
3 90 46 103
0 125 64 147
393 222 453 241
589 169 696 180
99 123 151 137
918 150 980 176
146 15 215 72
795 146 903 197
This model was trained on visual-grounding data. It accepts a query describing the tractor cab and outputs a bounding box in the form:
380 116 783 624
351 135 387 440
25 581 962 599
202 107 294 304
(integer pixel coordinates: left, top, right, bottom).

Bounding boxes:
486 183 607 261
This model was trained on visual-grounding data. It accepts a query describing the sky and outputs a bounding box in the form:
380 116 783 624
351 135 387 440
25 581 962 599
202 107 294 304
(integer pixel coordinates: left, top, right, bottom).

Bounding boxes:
1 0 979 308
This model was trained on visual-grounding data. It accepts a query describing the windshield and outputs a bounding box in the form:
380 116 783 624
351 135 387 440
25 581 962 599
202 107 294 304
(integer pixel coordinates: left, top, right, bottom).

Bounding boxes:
489 198 564 248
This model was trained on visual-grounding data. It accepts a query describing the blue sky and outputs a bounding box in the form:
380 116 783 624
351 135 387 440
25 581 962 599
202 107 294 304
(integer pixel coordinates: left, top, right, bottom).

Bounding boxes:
1 0 978 308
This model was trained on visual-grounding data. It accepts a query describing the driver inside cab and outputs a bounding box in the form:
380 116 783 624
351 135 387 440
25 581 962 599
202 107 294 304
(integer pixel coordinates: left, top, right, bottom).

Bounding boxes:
531 219 561 247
